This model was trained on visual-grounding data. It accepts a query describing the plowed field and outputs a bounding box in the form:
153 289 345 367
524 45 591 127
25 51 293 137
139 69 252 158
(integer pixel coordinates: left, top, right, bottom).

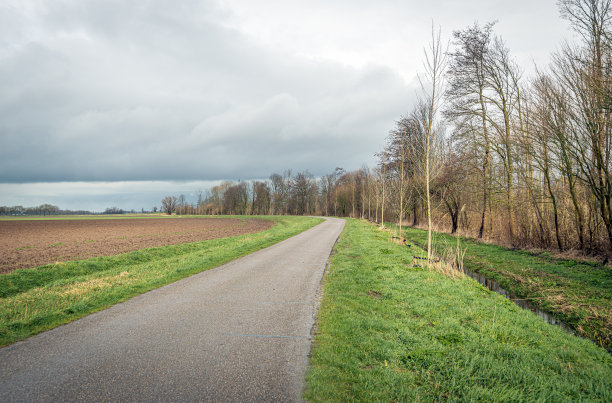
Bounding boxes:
0 217 273 273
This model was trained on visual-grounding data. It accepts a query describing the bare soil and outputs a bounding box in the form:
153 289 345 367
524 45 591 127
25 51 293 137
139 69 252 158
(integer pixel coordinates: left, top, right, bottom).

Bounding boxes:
0 217 273 273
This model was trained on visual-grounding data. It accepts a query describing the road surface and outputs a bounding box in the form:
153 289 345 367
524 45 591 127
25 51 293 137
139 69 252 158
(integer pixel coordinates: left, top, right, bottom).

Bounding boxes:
0 217 345 402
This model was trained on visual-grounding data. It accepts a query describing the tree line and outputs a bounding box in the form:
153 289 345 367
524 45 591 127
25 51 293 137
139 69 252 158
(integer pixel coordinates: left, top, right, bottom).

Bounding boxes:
164 0 611 255
0 204 93 216
161 168 358 217
0 205 153 215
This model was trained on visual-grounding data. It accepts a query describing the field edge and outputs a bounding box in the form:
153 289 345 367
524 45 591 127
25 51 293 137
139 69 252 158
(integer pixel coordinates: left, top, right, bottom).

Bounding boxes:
0 215 323 347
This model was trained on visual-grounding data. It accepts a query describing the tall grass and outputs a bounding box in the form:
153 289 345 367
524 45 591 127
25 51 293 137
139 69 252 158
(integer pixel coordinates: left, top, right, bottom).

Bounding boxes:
401 225 612 350
306 219 611 401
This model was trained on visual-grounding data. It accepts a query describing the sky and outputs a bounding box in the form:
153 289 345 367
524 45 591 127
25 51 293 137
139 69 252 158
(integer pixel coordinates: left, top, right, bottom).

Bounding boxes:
0 0 572 211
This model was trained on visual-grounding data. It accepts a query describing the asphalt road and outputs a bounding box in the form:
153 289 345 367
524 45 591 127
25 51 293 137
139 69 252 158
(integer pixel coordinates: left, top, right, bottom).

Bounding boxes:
0 217 345 402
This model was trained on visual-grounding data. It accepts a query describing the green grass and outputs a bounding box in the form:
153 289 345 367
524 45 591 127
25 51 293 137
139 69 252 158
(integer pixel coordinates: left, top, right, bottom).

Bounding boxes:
399 225 612 350
305 219 611 402
0 215 322 347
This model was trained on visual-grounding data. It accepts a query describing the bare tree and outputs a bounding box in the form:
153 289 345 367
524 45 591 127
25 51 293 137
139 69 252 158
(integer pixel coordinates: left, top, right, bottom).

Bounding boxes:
555 0 612 249
374 151 389 228
252 181 271 215
446 22 495 238
482 37 524 242
290 171 317 215
196 190 204 215
161 196 178 215
435 146 469 234
387 120 409 237
177 194 186 215
535 72 587 249
418 25 448 263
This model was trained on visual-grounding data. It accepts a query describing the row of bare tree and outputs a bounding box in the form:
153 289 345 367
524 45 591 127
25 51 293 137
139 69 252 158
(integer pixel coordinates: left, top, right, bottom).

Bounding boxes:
162 169 352 217
164 0 610 255
374 0 611 254
0 204 63 216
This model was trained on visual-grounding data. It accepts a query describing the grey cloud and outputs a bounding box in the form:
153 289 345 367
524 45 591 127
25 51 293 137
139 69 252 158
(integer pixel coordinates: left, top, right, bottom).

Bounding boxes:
0 0 413 183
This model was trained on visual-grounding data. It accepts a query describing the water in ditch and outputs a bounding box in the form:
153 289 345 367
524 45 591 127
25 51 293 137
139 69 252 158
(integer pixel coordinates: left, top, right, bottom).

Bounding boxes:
401 235 576 335
463 268 574 334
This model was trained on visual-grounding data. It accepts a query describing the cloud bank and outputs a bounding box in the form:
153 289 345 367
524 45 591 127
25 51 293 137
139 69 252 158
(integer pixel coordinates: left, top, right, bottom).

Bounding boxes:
0 0 570 210
0 0 413 184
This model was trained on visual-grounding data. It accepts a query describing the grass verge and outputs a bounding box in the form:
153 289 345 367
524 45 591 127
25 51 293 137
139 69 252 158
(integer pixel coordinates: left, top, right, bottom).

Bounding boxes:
0 215 322 347
305 219 611 401
400 225 611 350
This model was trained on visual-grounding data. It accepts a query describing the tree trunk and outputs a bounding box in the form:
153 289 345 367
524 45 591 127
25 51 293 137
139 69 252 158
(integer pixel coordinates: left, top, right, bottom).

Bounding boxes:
478 153 489 238
446 200 459 234
543 164 563 250
478 86 491 239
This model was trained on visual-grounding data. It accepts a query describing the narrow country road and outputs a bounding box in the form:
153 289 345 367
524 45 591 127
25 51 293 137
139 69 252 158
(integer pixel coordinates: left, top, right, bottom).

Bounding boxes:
0 217 345 402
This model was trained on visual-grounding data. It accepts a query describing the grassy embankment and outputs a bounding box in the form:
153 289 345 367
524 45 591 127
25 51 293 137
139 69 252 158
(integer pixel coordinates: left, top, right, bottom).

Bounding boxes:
0 215 322 347
399 225 611 350
306 219 611 401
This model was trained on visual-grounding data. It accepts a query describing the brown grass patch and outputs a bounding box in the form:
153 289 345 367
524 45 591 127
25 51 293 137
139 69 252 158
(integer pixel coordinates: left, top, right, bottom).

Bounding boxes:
367 290 382 300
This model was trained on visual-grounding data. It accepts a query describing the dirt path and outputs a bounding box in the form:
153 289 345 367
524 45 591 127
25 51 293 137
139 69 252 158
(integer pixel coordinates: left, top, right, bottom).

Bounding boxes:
0 217 272 272
0 217 345 402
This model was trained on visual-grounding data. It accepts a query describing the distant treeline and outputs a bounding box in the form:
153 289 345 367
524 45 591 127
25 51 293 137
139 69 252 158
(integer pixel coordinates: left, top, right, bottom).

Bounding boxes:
166 0 612 256
0 204 93 216
161 168 364 218
0 205 151 216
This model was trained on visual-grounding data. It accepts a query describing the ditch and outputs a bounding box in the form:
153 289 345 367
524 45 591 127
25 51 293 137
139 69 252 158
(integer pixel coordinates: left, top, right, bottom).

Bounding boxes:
462 267 574 334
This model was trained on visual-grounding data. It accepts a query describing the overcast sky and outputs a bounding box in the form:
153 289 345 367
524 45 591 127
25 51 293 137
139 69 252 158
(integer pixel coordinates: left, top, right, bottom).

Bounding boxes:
0 0 572 211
